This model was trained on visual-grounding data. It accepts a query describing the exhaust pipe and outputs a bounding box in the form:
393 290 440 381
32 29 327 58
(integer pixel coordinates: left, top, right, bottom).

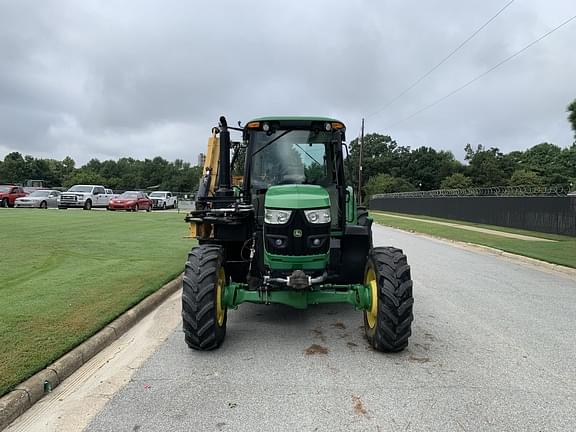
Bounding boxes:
216 116 233 196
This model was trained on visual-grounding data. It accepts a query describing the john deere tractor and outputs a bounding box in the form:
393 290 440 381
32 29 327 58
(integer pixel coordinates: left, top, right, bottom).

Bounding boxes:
183 116 413 352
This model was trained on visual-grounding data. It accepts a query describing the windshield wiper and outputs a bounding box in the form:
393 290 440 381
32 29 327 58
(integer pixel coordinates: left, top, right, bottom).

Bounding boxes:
295 144 323 166
251 130 294 158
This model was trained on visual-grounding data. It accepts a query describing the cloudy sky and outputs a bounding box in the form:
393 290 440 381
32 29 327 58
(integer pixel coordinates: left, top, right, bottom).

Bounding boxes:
1 0 575 165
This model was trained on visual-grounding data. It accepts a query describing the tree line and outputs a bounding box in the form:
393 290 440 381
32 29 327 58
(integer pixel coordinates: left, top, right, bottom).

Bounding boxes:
347 99 576 199
1 99 575 195
0 153 203 192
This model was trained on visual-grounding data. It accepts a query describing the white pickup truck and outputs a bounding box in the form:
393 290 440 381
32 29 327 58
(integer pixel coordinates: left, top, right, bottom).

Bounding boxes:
59 185 113 210
149 191 178 210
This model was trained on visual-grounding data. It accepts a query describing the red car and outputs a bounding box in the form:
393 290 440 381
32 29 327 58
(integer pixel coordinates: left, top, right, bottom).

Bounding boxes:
0 185 27 207
107 191 152 212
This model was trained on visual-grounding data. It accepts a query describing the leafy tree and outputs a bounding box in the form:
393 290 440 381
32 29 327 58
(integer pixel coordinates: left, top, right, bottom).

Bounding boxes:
63 171 107 188
1 152 28 183
440 173 473 189
232 146 246 177
62 156 76 175
363 174 415 201
464 144 511 186
347 133 407 188
509 170 545 187
568 99 576 140
400 146 461 190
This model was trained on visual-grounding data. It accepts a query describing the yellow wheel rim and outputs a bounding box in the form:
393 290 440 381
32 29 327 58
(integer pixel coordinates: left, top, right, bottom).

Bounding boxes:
215 268 226 327
365 265 378 329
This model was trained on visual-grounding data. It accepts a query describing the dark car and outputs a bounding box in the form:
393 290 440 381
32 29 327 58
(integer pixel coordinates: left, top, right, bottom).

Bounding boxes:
107 191 152 212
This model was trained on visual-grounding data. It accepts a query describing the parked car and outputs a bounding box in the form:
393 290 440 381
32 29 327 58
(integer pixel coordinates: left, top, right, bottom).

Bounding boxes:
14 190 61 209
59 185 113 210
0 185 27 207
149 191 178 210
108 191 152 212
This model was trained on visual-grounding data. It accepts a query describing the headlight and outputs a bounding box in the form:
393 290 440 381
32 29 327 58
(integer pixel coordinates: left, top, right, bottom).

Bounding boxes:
265 209 292 224
304 208 331 224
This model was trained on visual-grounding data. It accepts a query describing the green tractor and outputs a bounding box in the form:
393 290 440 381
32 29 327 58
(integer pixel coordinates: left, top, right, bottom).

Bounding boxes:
183 116 414 352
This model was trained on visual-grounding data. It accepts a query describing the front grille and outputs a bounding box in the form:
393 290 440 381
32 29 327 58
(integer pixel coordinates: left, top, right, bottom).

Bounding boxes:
264 210 330 256
61 194 78 202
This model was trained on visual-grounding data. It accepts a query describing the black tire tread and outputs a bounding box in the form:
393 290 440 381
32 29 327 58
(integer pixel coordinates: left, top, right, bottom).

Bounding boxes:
182 244 226 350
357 207 369 226
366 246 414 352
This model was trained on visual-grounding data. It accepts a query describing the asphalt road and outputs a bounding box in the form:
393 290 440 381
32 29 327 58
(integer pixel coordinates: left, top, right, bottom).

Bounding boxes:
79 224 576 431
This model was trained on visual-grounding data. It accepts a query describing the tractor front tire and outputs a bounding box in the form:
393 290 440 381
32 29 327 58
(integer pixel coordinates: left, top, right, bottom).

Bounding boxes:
182 245 227 350
364 246 414 352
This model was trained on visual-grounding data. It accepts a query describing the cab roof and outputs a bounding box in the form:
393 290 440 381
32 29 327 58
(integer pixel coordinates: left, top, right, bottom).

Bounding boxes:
247 116 345 127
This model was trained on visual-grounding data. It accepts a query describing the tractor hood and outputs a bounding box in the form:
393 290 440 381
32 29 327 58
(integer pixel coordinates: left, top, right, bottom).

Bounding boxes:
264 184 330 209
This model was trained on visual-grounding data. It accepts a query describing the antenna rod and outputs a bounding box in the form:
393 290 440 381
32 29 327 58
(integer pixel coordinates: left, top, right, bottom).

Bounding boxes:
358 118 365 204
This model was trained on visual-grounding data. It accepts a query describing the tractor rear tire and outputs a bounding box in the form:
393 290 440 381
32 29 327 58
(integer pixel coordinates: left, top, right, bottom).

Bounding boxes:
182 244 227 350
364 246 414 352
357 206 369 226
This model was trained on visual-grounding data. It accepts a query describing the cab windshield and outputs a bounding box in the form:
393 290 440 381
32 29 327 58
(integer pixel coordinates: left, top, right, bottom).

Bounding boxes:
29 191 51 197
119 192 139 199
249 130 335 191
68 186 93 193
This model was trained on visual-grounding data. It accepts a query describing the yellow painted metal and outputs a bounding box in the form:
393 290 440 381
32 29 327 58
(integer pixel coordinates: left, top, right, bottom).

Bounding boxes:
187 130 221 240
203 129 221 195
216 267 226 326
364 265 378 329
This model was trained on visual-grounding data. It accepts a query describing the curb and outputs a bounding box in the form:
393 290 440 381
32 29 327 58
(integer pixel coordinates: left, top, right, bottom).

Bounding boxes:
373 223 576 277
0 275 182 431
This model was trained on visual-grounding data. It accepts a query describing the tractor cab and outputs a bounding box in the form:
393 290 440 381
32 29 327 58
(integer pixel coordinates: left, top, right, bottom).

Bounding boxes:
243 117 346 230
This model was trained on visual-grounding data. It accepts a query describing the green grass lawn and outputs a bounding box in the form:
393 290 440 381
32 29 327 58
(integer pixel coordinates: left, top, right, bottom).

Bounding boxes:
370 211 576 269
0 209 194 396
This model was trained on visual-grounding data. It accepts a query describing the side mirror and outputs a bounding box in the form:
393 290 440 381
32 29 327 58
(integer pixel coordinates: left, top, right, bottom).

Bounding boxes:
343 143 349 158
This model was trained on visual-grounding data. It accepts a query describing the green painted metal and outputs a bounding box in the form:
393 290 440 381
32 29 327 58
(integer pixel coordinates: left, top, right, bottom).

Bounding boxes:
345 185 357 223
248 116 345 125
265 184 330 210
222 283 371 310
264 252 329 270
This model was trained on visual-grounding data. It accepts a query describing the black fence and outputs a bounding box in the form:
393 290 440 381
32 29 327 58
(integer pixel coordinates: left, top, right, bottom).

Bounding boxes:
369 196 576 237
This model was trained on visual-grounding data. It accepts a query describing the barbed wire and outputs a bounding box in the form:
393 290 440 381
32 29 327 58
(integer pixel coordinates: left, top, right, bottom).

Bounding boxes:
371 184 572 200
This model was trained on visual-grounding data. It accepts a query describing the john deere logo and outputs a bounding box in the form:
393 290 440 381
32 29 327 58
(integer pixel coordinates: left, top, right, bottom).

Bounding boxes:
293 229 303 238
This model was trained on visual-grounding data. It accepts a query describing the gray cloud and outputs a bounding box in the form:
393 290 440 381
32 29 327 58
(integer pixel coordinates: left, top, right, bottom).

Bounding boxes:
0 0 575 165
